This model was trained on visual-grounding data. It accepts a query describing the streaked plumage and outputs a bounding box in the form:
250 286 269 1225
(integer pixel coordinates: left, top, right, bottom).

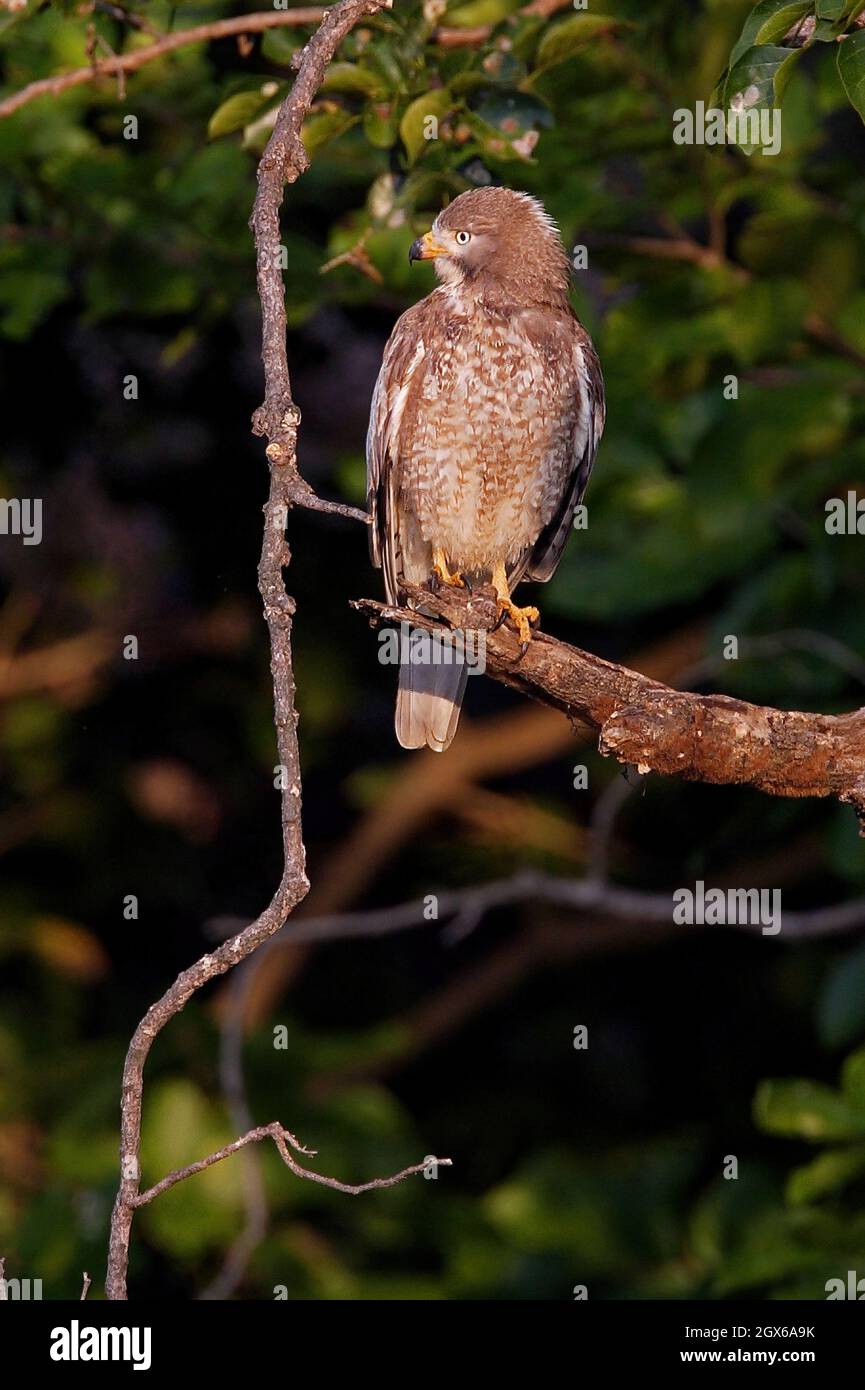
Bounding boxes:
366 187 605 751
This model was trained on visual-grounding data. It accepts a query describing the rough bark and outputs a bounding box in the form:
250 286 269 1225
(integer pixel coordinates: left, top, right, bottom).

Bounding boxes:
354 583 865 827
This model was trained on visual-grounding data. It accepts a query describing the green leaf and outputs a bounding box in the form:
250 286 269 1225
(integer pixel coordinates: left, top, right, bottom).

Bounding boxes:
208 91 272 140
321 62 385 97
509 13 548 63
816 0 845 18
816 943 865 1049
261 29 298 65
462 109 537 161
754 1078 865 1140
471 89 553 137
140 1080 242 1258
450 70 495 97
534 13 618 70
301 110 359 157
0 265 68 339
363 101 399 149
474 48 527 85
723 44 804 150
443 0 521 29
360 39 407 94
812 17 844 36
787 1144 865 1203
837 29 865 120
242 106 280 153
399 87 454 164
729 2 813 67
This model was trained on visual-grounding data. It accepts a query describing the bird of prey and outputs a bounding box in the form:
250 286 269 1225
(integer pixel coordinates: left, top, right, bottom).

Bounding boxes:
366 186 605 752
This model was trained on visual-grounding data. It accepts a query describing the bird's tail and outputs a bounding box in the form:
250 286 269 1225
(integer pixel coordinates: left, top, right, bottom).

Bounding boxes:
395 628 468 752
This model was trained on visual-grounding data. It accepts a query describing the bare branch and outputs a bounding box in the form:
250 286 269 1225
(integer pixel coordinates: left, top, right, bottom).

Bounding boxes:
353 584 865 829
278 870 865 945
199 867 865 1095
80 1272 91 1300
0 10 327 120
214 864 865 957
105 0 393 1302
134 1122 450 1205
288 476 369 524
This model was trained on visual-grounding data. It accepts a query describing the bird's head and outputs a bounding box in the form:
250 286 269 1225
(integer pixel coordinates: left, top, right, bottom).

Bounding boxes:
408 187 571 306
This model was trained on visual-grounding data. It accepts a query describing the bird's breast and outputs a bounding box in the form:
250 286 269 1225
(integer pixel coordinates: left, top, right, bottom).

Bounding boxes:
402 311 574 570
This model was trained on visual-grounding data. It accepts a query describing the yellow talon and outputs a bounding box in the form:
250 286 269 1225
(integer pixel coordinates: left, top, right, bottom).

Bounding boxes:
499 600 539 649
491 560 539 653
431 546 466 589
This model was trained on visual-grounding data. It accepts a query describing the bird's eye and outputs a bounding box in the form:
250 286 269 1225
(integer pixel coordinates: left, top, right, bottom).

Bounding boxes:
455 230 471 245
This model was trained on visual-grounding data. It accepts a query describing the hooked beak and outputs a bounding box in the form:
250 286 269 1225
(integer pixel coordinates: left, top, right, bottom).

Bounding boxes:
408 230 447 264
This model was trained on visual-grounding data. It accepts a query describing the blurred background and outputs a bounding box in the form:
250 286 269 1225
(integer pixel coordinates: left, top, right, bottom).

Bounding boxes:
2 0 865 1300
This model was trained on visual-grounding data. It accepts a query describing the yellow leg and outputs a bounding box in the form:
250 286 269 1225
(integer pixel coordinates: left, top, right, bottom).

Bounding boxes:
430 546 466 589
491 560 539 652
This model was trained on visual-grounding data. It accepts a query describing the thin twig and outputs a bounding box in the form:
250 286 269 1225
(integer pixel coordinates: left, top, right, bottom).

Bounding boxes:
211 867 865 954
134 1122 450 1205
95 1 162 38
0 10 326 119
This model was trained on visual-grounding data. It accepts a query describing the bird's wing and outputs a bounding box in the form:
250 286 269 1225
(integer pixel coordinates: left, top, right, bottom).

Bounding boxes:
366 299 431 604
523 315 605 584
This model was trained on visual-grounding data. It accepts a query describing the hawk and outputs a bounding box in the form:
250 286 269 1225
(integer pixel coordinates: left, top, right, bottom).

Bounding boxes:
366 186 605 751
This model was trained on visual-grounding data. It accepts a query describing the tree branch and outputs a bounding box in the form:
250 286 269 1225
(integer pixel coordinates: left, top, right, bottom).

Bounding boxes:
353 584 865 829
104 0 394 1303
133 1122 450 1206
0 10 327 120
0 0 574 120
229 869 865 950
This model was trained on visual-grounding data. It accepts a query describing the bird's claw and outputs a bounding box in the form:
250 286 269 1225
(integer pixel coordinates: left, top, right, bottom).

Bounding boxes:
430 548 466 591
494 599 539 652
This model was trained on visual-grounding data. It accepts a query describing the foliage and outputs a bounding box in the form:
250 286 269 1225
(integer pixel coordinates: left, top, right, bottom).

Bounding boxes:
1 0 865 1299
717 0 865 134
